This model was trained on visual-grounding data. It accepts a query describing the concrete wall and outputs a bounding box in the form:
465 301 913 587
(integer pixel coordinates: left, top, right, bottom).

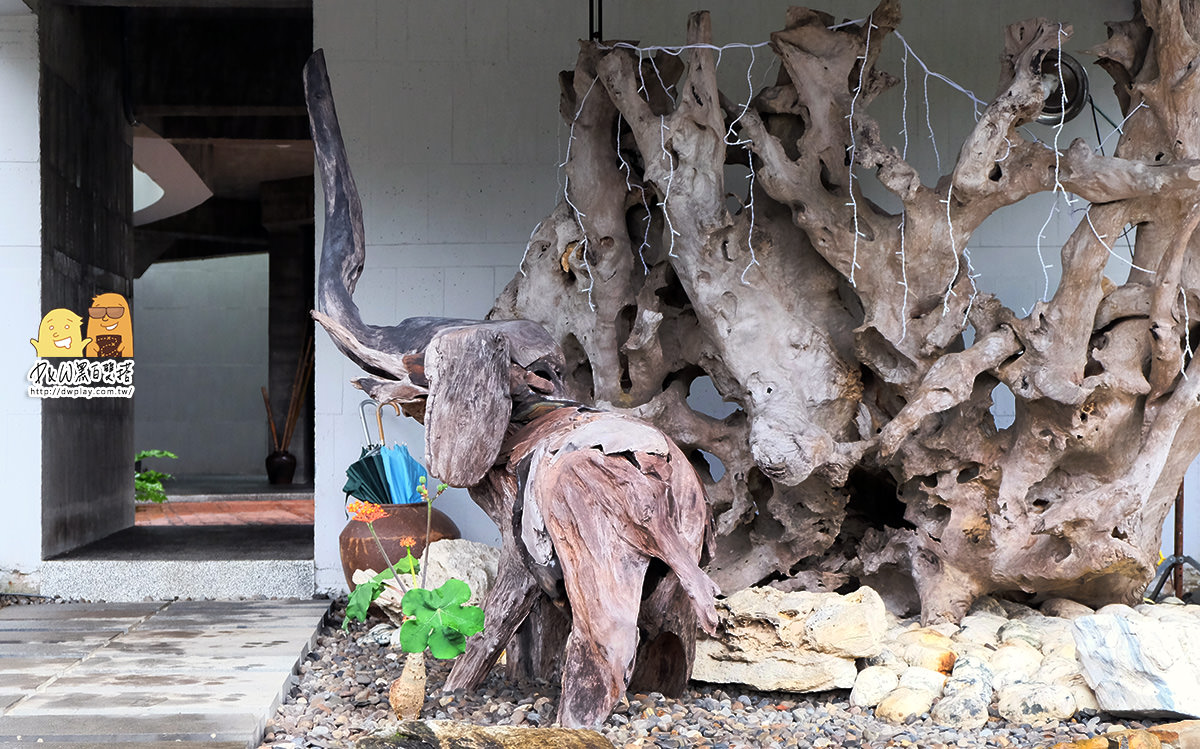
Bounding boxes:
38 3 135 558
312 0 1197 593
133 254 271 476
0 8 42 575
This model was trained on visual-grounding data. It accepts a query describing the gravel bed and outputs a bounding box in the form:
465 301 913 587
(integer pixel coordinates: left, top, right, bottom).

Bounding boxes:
258 600 1154 749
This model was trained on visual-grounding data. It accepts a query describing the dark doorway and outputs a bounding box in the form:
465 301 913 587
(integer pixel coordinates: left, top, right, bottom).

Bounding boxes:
40 1 316 574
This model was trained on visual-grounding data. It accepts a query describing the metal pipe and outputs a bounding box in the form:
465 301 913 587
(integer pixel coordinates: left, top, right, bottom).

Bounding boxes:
1175 482 1185 599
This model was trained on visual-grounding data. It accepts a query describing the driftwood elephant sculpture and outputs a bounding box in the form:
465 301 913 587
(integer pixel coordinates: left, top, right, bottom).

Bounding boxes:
304 50 719 728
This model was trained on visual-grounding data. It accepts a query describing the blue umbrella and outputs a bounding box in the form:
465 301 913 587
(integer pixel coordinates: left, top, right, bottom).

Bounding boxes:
381 443 428 505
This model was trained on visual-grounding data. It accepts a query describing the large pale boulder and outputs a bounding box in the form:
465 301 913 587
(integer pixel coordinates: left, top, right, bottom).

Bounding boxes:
421 539 500 607
693 586 887 692
354 539 500 627
1074 607 1200 719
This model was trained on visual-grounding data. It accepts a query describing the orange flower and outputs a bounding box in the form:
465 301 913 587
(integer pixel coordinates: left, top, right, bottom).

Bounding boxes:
347 500 386 524
399 535 417 549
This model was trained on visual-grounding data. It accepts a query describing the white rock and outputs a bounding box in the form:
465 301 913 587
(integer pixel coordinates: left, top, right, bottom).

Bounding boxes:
996 599 1042 619
896 627 957 674
949 640 996 663
1074 610 1200 718
692 640 857 691
1040 598 1095 619
998 619 1042 649
926 622 960 639
990 640 1044 689
1059 672 1100 715
898 666 948 696
967 595 1009 618
692 586 887 692
850 665 899 708
1040 638 1077 662
875 686 937 724
864 645 906 671
1035 655 1082 684
803 586 889 658
1096 602 1140 617
946 654 994 695
422 539 500 607
995 681 1077 725
1139 603 1200 625
953 613 1005 646
1029 618 1077 660
930 691 990 730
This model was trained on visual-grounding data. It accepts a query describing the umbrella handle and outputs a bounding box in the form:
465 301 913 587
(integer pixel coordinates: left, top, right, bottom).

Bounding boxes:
359 398 401 447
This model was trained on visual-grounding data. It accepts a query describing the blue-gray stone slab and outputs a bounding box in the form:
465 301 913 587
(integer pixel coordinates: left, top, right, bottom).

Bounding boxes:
0 599 329 748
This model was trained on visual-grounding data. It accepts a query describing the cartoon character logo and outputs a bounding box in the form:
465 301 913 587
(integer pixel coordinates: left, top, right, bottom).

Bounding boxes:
30 308 92 357
85 292 133 358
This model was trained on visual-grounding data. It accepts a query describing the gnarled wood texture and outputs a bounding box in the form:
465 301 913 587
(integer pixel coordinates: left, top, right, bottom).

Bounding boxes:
492 2 1200 622
305 49 718 728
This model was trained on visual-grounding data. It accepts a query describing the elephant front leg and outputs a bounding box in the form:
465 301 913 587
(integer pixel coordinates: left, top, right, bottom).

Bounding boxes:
444 549 542 692
554 547 648 728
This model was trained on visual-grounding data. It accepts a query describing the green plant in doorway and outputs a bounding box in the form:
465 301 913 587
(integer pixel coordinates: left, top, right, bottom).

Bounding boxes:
134 449 177 503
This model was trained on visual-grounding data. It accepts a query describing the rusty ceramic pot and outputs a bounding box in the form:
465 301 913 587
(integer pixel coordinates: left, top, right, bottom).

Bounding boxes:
338 503 461 589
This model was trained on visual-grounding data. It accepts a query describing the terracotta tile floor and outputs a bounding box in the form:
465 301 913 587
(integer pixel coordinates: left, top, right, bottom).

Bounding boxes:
135 499 315 526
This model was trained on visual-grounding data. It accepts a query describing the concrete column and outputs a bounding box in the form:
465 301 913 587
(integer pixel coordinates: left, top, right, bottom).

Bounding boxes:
0 8 42 582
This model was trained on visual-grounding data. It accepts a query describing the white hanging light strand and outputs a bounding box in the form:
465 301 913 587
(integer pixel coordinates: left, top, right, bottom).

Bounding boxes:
1035 198 1058 302
1035 25 1088 303
1048 25 1078 208
1181 286 1192 380
900 45 910 159
1081 206 1153 274
519 221 544 277
1095 101 1147 153
579 245 597 312
897 211 910 342
894 30 988 175
602 40 771 55
938 182 982 326
846 14 875 286
560 75 599 308
740 150 761 284
658 115 681 257
615 113 654 275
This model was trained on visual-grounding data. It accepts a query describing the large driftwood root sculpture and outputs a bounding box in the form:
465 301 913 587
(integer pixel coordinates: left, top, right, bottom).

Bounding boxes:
304 50 718 728
492 2 1200 623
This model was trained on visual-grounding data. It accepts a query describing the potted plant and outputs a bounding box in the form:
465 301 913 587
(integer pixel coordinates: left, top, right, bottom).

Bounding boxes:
134 449 177 503
341 479 484 720
337 404 461 587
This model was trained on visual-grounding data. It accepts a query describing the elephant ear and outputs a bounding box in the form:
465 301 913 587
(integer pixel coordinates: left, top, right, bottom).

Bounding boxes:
424 325 513 487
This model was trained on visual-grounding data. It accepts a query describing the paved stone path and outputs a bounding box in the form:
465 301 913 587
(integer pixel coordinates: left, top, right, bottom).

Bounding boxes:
0 599 330 747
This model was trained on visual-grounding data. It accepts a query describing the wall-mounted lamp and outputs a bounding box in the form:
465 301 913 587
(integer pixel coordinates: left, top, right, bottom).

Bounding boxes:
1036 51 1089 126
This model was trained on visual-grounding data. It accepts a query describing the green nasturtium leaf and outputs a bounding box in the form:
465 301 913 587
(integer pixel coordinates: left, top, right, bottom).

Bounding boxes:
397 578 484 658
341 567 400 631
396 551 419 575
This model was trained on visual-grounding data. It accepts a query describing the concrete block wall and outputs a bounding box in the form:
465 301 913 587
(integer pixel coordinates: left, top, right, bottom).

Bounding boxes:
133 254 271 476
312 0 583 591
312 0 1193 593
38 3 136 559
0 8 41 575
